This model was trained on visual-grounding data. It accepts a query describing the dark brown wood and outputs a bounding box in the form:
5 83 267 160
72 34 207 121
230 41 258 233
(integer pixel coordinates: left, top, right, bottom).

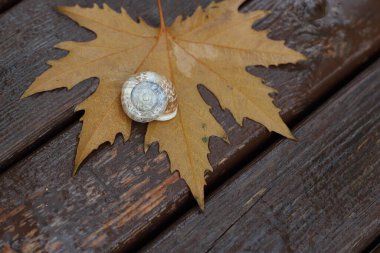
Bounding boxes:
143 58 380 253
370 243 380 253
0 0 213 170
1 0 380 252
1 0 380 171
0 0 20 12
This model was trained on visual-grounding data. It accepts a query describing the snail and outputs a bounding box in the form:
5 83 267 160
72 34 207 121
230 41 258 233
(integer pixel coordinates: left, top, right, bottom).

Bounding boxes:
121 71 178 123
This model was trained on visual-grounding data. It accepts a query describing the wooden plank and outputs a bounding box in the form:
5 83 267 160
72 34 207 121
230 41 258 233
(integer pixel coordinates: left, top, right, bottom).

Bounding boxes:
1 0 380 252
1 0 380 170
143 58 380 253
0 0 212 169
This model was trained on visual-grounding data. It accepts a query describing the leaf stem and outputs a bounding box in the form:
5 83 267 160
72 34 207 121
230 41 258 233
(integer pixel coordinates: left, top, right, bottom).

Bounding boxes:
157 0 166 33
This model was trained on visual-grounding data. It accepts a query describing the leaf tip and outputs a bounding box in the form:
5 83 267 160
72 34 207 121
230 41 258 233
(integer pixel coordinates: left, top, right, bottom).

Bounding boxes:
144 143 150 153
282 129 296 141
55 5 64 12
288 132 297 141
195 196 205 211
300 52 308 61
102 3 112 11
73 160 83 176
20 86 38 99
264 10 272 15
20 91 29 99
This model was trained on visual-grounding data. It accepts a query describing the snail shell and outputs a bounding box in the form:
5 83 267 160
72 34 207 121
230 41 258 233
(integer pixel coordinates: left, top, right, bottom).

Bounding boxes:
121 71 178 123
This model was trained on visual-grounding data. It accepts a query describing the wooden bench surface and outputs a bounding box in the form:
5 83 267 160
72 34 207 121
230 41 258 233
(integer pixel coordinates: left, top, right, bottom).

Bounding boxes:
143 58 380 253
0 0 379 252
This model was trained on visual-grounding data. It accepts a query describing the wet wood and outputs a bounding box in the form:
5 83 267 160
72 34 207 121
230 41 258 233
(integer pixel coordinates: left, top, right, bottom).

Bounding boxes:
0 0 216 170
143 58 380 253
1 0 380 252
1 0 380 171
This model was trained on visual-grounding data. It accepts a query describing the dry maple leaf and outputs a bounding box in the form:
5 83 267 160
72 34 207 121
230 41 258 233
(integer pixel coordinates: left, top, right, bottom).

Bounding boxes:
22 0 305 209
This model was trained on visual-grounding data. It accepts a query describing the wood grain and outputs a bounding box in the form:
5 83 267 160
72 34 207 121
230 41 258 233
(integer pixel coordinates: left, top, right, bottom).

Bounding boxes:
143 58 380 253
1 0 380 252
0 0 213 170
1 0 380 171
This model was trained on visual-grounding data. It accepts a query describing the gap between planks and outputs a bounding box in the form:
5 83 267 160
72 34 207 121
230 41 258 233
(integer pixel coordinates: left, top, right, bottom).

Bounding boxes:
0 0 22 13
0 0 380 252
131 52 380 253
141 56 380 253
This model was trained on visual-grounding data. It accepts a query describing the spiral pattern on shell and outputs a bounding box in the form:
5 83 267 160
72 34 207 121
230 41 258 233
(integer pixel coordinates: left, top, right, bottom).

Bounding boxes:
121 71 178 123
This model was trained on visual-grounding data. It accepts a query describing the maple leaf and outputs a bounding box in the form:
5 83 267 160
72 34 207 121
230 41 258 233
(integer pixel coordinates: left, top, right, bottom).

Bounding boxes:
22 0 305 209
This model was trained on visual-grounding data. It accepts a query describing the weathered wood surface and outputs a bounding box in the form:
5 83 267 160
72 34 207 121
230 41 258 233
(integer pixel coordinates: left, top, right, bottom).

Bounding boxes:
143 59 380 253
1 0 380 252
1 0 380 171
0 0 216 170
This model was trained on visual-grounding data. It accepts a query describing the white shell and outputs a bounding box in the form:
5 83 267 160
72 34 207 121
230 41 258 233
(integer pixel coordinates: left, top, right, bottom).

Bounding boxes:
121 71 178 123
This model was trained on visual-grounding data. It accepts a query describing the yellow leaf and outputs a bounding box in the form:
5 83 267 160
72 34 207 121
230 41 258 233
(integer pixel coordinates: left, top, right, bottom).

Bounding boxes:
22 0 305 209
